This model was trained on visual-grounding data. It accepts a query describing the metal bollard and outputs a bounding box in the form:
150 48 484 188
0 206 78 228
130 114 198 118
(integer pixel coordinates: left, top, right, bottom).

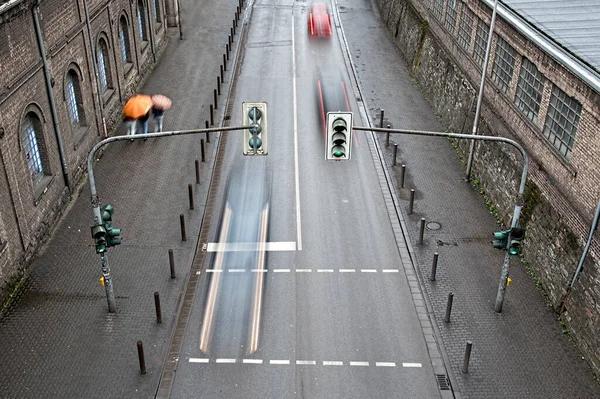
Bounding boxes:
231 27 234 40
169 249 176 278
393 144 398 166
430 252 438 281
400 164 406 188
386 124 391 147
444 292 454 323
220 64 224 83
154 292 162 324
210 104 214 126
409 189 415 215
462 341 473 373
195 160 200 185
201 139 206 163
418 218 425 245
205 120 210 143
380 109 384 128
226 44 230 60
217 76 221 95
137 341 146 374
188 184 194 210
180 214 187 242
223 54 226 71
214 89 218 109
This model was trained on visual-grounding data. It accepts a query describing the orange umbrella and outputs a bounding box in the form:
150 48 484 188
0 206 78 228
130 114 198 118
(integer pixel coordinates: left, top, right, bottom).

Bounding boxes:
123 94 153 119
151 94 172 111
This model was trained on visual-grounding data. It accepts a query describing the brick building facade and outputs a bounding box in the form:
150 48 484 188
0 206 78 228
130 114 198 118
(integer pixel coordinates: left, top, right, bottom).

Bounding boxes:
374 0 600 375
0 0 173 299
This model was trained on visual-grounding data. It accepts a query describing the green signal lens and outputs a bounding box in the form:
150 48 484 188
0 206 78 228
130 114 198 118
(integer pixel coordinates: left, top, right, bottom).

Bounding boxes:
248 108 262 121
249 124 262 135
249 137 263 149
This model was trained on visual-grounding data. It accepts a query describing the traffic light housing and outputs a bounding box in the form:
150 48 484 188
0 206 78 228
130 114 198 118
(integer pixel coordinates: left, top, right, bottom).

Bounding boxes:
91 224 108 253
101 204 122 248
326 112 352 160
508 227 526 255
492 229 510 250
242 102 268 155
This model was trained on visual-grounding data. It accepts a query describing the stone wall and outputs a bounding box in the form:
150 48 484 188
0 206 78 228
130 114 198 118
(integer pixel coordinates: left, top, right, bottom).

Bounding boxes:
374 0 600 375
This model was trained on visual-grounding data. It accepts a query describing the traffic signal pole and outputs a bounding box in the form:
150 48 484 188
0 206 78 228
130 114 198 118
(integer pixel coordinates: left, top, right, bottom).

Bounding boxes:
355 126 529 312
87 126 247 312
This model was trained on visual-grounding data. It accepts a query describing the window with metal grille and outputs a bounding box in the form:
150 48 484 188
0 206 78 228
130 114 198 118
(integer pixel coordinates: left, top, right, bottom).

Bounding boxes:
474 19 488 67
543 86 581 160
433 0 444 21
491 36 516 94
458 3 473 51
137 1 148 41
445 0 458 33
120 16 132 64
66 71 80 124
97 38 111 91
515 58 544 123
21 114 44 185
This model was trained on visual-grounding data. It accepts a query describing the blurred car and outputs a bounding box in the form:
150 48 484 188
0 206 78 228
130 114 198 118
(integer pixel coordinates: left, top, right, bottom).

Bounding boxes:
316 70 350 137
308 2 332 37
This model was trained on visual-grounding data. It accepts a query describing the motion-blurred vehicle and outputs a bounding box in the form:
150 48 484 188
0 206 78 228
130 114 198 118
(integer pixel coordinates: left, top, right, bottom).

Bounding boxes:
308 2 332 37
316 70 350 137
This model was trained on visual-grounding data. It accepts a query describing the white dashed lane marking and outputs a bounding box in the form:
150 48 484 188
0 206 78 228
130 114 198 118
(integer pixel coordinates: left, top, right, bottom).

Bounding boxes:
203 269 400 273
189 358 422 368
361 269 377 273
317 269 334 273
339 269 355 272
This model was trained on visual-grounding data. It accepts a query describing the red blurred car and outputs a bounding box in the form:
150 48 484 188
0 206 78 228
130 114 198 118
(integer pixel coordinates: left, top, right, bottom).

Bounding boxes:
308 3 332 37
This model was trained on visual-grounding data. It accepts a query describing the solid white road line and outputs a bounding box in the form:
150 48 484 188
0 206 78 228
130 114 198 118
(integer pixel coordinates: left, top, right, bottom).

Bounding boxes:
296 360 316 365
323 361 343 366
243 359 263 364
189 358 209 363
270 360 290 365
376 362 396 367
349 361 370 366
402 363 423 368
216 358 236 364
291 16 303 251
206 241 297 252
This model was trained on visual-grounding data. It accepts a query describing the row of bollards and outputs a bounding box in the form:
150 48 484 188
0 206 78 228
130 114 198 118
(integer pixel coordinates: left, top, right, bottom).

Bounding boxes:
378 108 474 374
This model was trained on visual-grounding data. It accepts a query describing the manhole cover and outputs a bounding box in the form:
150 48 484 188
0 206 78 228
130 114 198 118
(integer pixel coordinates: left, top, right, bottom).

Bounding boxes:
426 222 441 231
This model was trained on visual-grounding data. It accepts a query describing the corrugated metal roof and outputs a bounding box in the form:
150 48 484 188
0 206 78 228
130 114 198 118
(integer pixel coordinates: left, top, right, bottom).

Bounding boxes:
501 0 600 73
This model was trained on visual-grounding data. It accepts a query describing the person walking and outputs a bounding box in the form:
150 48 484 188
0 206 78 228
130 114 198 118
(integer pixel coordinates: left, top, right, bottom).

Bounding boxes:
124 116 137 137
138 111 150 139
152 106 164 133
151 94 172 133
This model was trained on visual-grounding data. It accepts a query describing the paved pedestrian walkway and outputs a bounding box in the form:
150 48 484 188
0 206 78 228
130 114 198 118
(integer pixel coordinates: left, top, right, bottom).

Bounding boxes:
338 0 600 398
0 1 240 398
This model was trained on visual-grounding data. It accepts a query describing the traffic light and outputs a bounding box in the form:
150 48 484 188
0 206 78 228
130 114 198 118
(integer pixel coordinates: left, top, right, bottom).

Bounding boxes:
101 204 122 248
326 112 352 160
242 102 268 155
508 226 526 255
492 229 510 250
91 224 108 253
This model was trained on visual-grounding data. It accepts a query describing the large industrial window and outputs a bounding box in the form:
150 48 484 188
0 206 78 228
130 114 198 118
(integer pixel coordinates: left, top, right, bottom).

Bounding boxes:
66 70 85 125
433 0 444 21
458 3 473 51
445 0 458 34
474 19 488 67
515 58 544 123
97 38 112 91
137 0 148 42
543 86 581 160
491 36 516 94
120 16 132 65
21 113 47 186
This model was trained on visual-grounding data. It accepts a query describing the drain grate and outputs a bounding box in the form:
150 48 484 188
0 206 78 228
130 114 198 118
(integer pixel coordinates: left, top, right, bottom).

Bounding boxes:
436 374 451 390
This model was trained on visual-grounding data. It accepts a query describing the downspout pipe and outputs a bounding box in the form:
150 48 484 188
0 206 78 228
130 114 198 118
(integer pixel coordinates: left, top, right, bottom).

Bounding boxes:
82 0 108 137
32 0 71 192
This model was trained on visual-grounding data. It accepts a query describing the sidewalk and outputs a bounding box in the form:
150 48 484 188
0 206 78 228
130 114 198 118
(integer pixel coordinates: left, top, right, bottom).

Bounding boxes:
0 1 240 398
338 2 600 398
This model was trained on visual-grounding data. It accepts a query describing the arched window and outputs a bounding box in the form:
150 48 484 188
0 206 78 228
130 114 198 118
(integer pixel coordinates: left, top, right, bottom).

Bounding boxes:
97 37 112 91
137 0 148 42
65 69 86 126
21 112 50 186
119 15 132 64
153 0 161 23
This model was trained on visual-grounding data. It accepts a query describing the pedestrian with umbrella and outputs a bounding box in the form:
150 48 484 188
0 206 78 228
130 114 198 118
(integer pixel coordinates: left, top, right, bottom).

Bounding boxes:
123 94 153 140
151 94 172 133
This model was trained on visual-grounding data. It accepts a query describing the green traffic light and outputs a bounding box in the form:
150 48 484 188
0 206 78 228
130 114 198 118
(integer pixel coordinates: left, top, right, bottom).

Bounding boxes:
249 136 263 149
248 107 262 121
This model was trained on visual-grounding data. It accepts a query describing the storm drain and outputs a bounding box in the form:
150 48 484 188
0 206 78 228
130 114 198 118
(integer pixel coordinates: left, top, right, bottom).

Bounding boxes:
436 374 451 390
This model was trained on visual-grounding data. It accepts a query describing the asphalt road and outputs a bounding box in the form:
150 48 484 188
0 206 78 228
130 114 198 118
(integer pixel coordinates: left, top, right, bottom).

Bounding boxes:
169 0 442 398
